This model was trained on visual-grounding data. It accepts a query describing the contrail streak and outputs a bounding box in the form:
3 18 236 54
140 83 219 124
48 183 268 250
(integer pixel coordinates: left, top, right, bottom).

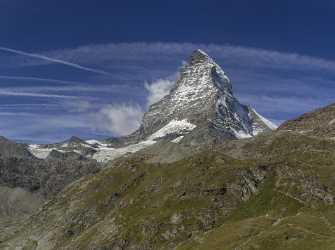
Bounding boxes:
0 75 90 85
0 46 112 75
0 89 77 99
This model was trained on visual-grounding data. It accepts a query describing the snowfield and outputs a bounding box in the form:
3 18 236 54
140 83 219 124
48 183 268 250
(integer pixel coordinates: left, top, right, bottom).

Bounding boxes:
148 119 196 140
93 119 196 162
92 140 156 162
28 119 197 163
171 136 184 143
231 129 253 139
28 145 56 159
252 109 278 130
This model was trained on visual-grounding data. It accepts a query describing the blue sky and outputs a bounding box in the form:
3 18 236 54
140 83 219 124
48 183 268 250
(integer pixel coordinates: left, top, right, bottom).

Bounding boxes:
0 0 334 143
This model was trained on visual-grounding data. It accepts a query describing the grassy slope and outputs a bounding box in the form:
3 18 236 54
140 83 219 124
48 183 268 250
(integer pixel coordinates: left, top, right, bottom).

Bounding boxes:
2 153 261 249
177 181 335 250
2 131 335 249
178 133 335 250
279 103 335 138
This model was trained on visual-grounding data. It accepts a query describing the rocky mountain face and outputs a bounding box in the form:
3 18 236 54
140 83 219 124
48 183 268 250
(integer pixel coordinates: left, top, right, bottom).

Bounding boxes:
28 136 98 160
0 136 33 159
136 49 275 141
0 136 100 222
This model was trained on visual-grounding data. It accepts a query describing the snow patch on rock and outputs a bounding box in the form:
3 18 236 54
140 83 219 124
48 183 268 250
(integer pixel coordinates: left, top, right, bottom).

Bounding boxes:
86 139 103 145
28 145 56 159
92 120 196 162
92 140 156 163
252 109 278 130
171 136 184 143
148 119 196 140
231 129 253 139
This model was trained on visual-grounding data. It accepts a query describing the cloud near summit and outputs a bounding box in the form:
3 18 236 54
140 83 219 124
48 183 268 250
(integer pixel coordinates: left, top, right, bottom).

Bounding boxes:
145 79 175 106
95 104 143 136
93 78 176 136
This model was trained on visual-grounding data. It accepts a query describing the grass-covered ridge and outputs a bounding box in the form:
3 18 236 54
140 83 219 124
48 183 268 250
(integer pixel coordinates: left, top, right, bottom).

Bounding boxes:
2 131 335 249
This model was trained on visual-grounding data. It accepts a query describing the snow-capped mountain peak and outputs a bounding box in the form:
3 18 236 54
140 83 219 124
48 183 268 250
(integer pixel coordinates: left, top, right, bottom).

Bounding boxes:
28 49 276 163
188 49 212 64
138 49 274 141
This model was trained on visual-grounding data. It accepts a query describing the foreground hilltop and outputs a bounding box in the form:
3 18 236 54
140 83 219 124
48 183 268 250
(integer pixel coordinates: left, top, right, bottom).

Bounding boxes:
279 102 335 138
1 51 335 249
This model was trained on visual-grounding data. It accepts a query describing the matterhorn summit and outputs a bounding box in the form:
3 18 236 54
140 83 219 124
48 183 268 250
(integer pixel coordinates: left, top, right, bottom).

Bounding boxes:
135 49 276 143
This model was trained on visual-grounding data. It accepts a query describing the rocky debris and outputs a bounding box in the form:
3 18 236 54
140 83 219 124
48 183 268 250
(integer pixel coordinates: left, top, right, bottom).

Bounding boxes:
230 166 269 201
275 165 334 206
0 186 43 217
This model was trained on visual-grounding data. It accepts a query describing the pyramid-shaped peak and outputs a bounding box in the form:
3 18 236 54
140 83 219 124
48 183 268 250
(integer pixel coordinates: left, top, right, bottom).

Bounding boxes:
136 49 275 142
193 49 209 56
189 49 213 64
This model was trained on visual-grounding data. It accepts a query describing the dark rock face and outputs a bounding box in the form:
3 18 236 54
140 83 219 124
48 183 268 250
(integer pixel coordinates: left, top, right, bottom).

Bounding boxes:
0 137 33 159
0 156 100 199
46 150 86 161
40 137 98 157
230 166 270 202
0 136 100 225
0 136 100 220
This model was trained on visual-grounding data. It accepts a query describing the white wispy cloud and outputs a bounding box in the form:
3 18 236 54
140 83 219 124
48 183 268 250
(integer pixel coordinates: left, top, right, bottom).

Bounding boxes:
145 79 175 106
0 111 40 117
0 75 91 85
61 100 92 113
0 89 77 99
95 104 143 136
238 94 330 115
91 78 176 136
14 42 335 72
0 84 145 100
0 46 112 75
